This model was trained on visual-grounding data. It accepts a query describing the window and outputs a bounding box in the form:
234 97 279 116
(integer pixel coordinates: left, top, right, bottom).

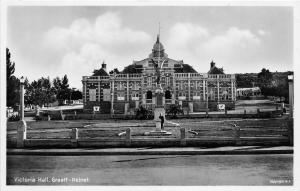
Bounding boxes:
103 89 111 101
133 82 140 90
166 77 170 86
193 92 201 100
165 90 171 99
89 89 96 101
117 82 124 90
208 88 215 101
195 81 202 89
117 93 125 101
221 88 229 100
132 93 139 100
180 82 184 90
146 91 152 99
147 77 152 86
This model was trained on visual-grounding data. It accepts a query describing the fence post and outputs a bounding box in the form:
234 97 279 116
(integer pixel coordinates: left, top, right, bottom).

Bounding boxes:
180 127 186 146
93 111 96 119
60 110 65 120
256 108 260 118
235 125 241 146
74 111 77 120
287 119 293 146
126 128 131 146
71 128 78 147
17 121 27 148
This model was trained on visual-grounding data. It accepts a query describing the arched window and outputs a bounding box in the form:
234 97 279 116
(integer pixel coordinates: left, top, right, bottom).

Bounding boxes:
165 90 171 99
146 91 152 99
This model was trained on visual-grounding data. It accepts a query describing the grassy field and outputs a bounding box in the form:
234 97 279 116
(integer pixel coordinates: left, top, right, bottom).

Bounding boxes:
7 99 290 141
7 116 290 140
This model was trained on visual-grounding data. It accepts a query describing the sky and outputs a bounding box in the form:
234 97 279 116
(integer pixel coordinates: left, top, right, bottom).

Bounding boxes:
7 6 293 89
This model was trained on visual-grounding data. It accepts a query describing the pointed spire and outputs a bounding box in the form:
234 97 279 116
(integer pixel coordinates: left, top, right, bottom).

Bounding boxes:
156 22 161 43
156 34 160 43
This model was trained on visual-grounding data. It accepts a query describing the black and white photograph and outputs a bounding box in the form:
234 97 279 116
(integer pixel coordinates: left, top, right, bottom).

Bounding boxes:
0 1 299 190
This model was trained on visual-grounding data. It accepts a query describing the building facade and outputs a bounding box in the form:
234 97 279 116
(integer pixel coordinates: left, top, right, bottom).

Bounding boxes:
82 36 236 114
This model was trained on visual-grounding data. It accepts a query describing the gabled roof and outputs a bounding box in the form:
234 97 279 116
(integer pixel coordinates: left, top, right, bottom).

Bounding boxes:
92 68 109 76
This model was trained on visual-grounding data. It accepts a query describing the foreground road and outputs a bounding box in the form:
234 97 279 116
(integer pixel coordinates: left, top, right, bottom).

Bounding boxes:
7 154 292 185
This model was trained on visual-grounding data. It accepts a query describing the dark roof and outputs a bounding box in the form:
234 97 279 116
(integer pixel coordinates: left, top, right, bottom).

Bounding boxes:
120 63 198 74
92 68 109 76
174 64 198 73
121 64 143 74
207 61 224 74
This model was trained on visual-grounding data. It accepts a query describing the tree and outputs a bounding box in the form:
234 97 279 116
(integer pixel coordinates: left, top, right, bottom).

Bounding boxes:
109 68 120 74
258 68 273 86
135 105 153 119
236 73 258 88
25 77 56 107
6 48 19 108
257 68 274 97
61 75 69 90
166 104 183 118
53 77 62 94
53 75 71 104
71 90 83 100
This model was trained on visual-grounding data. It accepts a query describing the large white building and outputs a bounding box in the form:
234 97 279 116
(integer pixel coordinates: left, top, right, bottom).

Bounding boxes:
82 35 236 114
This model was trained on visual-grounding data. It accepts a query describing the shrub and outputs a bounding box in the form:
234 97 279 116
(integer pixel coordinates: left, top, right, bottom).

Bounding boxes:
166 104 183 119
8 114 20 121
135 105 153 120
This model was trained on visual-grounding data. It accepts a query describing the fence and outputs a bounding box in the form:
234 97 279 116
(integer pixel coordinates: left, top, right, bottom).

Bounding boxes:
9 120 292 148
35 108 284 121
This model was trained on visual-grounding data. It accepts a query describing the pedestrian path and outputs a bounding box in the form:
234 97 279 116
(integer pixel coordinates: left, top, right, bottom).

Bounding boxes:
7 146 293 156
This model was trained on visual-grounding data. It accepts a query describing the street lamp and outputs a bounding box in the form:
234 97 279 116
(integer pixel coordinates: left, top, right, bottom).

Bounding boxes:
17 76 27 148
19 76 25 121
288 74 294 118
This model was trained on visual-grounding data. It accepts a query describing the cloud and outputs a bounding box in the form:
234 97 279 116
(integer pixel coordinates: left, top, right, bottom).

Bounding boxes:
43 12 152 88
168 23 209 47
45 12 151 52
258 29 267 36
44 17 264 88
165 23 262 74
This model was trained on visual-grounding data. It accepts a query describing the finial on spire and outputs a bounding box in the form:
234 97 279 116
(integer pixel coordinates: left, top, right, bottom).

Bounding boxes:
159 22 160 37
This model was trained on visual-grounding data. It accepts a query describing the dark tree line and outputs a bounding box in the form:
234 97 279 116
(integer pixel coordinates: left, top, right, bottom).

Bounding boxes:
6 48 82 109
7 48 20 108
236 68 292 101
24 75 83 106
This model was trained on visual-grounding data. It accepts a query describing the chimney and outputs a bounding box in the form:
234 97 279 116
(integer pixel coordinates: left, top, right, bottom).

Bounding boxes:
101 61 107 72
